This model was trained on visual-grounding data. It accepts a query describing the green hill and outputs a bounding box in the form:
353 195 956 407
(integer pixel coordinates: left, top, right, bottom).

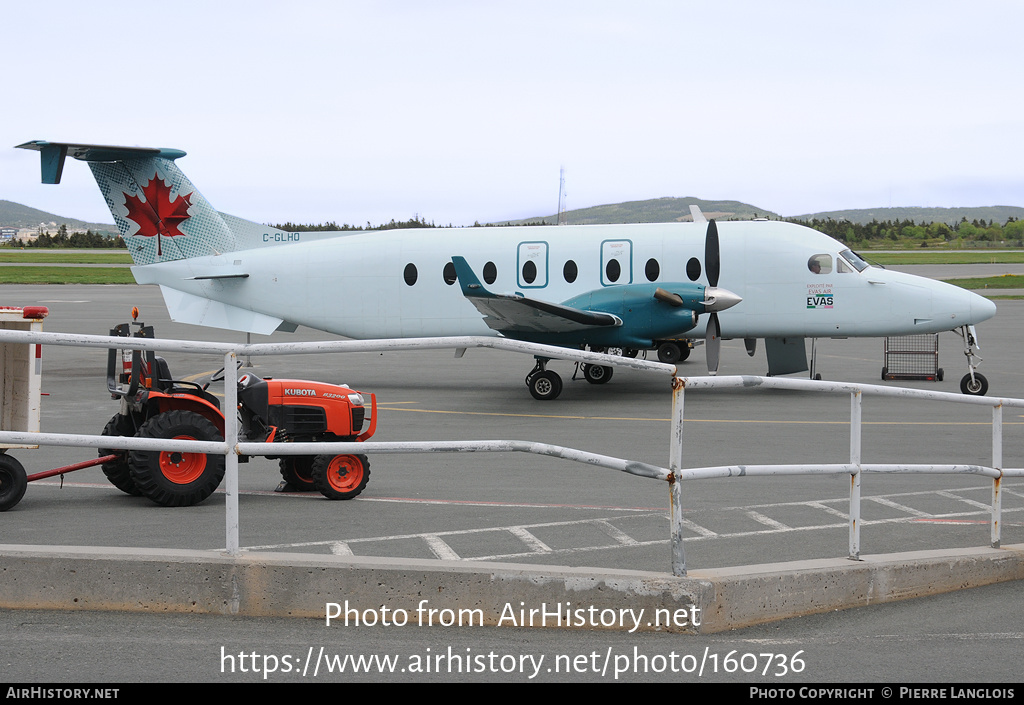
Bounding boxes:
495 197 778 226
790 206 1024 226
0 200 116 233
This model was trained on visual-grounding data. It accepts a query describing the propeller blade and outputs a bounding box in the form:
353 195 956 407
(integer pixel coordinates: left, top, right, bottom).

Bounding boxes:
705 219 720 289
706 312 721 375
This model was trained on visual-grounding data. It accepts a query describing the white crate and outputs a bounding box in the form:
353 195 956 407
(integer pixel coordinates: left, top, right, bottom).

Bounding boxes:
0 306 47 448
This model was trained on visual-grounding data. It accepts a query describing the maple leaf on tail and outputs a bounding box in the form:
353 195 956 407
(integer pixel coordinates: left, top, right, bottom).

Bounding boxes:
122 176 193 257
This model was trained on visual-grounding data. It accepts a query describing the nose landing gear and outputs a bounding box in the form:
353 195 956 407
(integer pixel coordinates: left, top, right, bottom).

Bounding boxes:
956 325 988 396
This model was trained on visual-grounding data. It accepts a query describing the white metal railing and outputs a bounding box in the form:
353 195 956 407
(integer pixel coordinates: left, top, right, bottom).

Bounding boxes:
1 328 1020 578
0 329 674 557
669 375 1024 576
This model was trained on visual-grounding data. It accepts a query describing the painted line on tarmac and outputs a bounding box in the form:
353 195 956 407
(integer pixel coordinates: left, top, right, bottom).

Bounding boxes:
24 479 662 512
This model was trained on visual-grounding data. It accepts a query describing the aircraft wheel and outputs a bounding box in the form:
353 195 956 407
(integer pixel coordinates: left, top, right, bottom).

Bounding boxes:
312 453 369 500
960 373 988 396
0 453 28 512
528 370 562 400
129 410 226 507
99 414 141 496
657 343 681 364
582 364 613 385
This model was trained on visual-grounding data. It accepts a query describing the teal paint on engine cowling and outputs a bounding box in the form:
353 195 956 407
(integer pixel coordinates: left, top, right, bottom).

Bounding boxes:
512 282 706 348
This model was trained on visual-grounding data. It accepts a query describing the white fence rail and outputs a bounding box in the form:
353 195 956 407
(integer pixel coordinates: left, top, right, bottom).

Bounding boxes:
0 329 1020 577
669 375 1024 575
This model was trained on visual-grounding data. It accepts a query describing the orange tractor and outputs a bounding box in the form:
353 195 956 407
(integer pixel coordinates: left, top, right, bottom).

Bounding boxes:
100 313 376 507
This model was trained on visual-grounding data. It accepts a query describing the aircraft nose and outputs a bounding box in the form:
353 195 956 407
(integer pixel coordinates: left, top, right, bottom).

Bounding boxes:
970 292 997 324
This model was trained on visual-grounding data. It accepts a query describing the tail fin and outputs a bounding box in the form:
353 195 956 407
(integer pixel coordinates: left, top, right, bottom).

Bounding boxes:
16 141 237 266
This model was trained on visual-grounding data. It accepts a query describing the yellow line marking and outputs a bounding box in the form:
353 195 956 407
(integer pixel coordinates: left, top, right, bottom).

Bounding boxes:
374 406 1023 425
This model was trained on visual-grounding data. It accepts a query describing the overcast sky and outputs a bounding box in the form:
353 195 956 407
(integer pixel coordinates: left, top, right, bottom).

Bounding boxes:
3 1 1022 227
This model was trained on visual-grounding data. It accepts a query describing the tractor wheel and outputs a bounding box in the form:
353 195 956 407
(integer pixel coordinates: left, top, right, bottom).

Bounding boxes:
0 453 28 512
311 453 370 500
278 456 316 491
99 414 141 496
129 410 225 507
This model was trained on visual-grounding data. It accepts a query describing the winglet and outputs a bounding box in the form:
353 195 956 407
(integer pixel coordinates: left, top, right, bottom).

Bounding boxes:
689 204 707 223
450 256 493 298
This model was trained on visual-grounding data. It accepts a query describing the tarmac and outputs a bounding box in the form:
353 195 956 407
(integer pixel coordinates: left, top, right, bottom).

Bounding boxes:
1 279 1023 637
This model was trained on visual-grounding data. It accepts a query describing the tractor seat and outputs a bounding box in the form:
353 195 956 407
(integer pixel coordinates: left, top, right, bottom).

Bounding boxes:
154 357 222 410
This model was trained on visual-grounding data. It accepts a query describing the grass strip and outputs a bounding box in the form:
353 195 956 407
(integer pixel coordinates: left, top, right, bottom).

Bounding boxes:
0 267 137 284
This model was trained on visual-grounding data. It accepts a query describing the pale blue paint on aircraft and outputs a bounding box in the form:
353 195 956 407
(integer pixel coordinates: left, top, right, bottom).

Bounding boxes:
16 141 997 399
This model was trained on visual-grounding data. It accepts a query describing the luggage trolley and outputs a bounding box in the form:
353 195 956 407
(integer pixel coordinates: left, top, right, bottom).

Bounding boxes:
881 334 943 382
0 306 47 510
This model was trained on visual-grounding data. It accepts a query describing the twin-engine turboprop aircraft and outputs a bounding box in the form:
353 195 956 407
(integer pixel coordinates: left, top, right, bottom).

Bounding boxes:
17 141 997 399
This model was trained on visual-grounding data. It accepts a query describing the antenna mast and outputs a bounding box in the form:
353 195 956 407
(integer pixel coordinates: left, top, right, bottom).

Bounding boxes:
557 167 567 226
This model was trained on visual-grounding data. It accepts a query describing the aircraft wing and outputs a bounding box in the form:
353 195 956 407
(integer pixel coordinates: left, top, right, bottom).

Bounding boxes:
450 256 622 334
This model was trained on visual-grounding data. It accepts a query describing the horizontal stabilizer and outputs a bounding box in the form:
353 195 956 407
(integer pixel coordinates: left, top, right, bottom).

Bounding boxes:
158 286 288 335
17 141 186 184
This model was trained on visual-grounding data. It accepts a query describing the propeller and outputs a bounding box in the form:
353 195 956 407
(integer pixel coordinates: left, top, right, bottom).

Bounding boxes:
652 219 741 374
701 219 742 375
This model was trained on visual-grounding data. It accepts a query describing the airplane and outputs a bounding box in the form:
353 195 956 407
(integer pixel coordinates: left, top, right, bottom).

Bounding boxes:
16 140 998 399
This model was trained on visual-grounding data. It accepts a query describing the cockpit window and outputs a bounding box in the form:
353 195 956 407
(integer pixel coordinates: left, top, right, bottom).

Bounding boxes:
808 254 832 275
840 249 870 272
837 258 853 274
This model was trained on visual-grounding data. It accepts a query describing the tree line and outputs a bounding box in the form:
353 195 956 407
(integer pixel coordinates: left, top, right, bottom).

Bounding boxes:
3 224 126 248
790 216 1024 247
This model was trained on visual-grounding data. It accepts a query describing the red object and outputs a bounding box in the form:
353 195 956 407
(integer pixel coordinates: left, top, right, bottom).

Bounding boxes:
0 306 49 319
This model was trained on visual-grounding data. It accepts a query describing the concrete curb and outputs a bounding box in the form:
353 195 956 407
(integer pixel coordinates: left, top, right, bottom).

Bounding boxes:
1 544 1022 633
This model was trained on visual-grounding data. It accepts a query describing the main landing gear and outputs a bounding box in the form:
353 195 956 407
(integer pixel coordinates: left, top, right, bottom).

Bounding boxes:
525 354 616 400
956 325 988 396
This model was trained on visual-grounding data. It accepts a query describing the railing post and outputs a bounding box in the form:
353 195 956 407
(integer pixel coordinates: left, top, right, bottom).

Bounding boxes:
992 403 1002 549
849 390 862 560
224 351 240 556
669 378 686 576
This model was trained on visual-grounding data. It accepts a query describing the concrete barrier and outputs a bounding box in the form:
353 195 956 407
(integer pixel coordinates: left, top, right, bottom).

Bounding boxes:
1 544 1022 633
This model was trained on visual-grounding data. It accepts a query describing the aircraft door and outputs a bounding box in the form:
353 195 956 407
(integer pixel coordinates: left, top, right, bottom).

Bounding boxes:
517 241 548 288
601 239 632 286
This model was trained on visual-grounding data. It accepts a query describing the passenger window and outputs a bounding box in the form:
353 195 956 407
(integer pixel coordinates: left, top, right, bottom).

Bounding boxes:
605 259 621 283
403 263 418 286
686 257 701 282
483 261 497 285
563 260 578 283
808 254 832 275
443 261 457 285
522 260 537 284
645 258 660 282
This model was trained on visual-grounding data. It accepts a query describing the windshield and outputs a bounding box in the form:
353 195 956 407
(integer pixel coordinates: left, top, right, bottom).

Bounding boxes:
840 249 870 272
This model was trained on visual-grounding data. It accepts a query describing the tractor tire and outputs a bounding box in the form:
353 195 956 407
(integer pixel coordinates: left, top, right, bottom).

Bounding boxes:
99 414 141 496
129 410 225 507
0 453 28 512
311 453 370 500
279 456 316 491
